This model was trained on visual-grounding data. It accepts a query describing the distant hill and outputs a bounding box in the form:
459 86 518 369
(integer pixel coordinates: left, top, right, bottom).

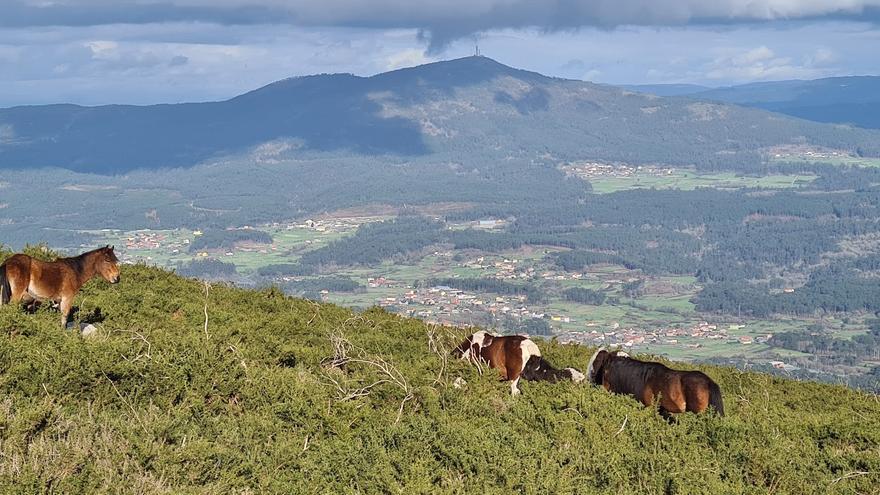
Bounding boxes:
628 76 880 129
0 254 878 492
3 57 880 173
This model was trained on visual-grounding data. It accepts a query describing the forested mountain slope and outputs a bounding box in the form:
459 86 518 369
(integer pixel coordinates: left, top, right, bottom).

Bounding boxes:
3 57 880 173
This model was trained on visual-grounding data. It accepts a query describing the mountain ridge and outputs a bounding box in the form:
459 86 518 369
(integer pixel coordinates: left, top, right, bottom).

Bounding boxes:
3 56 880 174
627 75 880 129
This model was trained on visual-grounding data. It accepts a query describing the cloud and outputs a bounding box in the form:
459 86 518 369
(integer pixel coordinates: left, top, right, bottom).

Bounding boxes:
3 1 880 51
385 48 432 70
705 45 836 82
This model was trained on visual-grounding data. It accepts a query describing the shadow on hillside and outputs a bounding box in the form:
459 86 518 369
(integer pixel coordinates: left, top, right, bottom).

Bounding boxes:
0 57 550 174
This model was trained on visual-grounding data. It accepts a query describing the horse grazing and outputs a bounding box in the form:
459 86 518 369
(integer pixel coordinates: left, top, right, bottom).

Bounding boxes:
1 246 120 327
587 348 724 418
453 331 585 395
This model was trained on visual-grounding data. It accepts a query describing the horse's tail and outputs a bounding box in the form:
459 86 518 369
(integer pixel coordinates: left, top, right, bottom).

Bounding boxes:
708 380 724 416
0 263 9 305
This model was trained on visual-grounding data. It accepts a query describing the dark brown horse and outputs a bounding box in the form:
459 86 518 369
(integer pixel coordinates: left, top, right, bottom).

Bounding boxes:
587 348 724 418
1 246 120 327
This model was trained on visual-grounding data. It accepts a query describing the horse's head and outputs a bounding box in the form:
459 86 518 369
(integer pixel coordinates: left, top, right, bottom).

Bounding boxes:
452 331 492 361
587 348 610 385
96 245 121 284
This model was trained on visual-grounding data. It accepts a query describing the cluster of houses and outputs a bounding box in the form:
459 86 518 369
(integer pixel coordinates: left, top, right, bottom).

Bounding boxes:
376 285 543 325
768 144 850 161
561 162 676 180
293 217 372 234
462 256 594 283
556 321 773 350
120 230 192 262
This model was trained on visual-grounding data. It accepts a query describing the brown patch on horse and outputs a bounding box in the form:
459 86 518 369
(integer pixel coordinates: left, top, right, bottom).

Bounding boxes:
453 331 542 395
0 246 121 327
589 350 724 417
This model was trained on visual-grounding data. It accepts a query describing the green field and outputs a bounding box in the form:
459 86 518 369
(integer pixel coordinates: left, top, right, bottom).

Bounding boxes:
588 171 817 194
770 154 880 168
90 225 356 275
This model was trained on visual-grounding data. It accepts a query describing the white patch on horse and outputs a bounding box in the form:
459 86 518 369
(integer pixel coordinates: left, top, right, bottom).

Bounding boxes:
519 338 542 372
566 368 586 383
586 347 604 381
617 351 630 358
459 330 486 361
510 376 521 396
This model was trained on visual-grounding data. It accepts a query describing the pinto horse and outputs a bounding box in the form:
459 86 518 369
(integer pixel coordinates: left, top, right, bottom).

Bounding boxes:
587 348 724 418
453 331 585 395
0 246 120 327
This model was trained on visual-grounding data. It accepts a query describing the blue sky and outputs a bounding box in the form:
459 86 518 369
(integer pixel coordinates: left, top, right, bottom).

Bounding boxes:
1 1 879 107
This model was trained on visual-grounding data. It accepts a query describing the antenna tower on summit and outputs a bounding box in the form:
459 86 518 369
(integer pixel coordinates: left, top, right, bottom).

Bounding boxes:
475 43 481 57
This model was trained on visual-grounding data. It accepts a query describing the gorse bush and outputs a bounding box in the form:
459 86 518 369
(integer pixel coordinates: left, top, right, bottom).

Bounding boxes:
0 263 878 493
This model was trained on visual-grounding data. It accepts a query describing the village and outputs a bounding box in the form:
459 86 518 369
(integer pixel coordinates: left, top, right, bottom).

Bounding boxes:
366 280 772 352
560 161 677 180
94 218 787 363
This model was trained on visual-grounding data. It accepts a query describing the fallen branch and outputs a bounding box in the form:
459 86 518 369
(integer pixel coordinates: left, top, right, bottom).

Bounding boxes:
202 281 211 341
831 471 870 484
614 415 629 436
320 323 413 422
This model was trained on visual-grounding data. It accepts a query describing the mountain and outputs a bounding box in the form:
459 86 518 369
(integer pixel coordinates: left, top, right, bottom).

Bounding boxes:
628 76 880 129
0 250 878 492
3 57 880 174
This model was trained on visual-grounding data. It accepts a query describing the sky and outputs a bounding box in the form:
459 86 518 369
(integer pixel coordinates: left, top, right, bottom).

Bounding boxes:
1 0 879 107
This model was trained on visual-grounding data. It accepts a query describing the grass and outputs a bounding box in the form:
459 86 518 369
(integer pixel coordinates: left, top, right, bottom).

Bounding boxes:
0 263 879 493
770 155 880 168
588 171 817 194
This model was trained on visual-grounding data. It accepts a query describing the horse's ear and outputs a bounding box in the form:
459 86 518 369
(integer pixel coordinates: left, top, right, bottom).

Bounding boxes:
110 245 115 252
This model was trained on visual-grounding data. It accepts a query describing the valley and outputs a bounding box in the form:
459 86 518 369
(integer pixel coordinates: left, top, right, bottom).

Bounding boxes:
76 206 877 390
3 57 880 393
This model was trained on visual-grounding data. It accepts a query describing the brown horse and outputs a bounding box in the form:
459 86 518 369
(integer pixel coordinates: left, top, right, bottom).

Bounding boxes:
453 331 585 395
587 348 724 418
1 246 120 327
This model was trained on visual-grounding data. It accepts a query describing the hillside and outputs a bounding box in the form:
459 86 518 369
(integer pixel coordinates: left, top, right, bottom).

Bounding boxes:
629 76 880 129
1 259 878 493
3 57 880 174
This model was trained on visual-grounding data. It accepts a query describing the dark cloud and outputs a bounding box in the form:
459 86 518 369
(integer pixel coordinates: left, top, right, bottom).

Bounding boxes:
3 1 880 52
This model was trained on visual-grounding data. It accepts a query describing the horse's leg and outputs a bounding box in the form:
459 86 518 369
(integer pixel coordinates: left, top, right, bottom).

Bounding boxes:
7 276 28 305
509 376 521 396
658 407 676 424
59 296 73 328
505 360 523 396
21 294 38 313
682 374 711 414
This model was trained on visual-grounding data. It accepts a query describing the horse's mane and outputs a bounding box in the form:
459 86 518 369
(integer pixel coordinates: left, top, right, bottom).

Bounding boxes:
59 246 115 274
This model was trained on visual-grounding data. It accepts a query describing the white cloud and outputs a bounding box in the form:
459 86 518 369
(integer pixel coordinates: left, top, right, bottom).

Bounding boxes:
706 44 835 81
385 48 433 70
809 47 837 65
732 46 775 65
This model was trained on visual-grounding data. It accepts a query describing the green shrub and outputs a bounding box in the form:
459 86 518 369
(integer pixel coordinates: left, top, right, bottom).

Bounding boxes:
0 264 878 493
